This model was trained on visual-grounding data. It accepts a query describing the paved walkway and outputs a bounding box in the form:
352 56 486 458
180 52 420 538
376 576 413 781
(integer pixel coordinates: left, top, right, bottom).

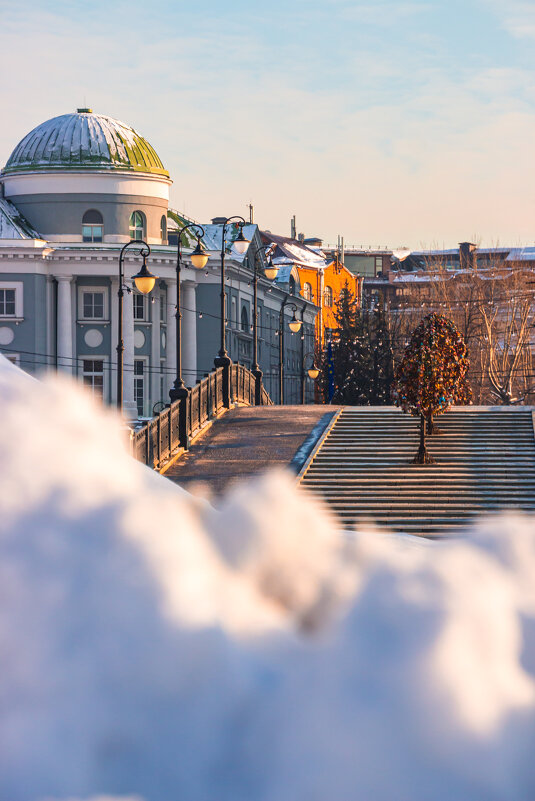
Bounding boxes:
165 405 336 497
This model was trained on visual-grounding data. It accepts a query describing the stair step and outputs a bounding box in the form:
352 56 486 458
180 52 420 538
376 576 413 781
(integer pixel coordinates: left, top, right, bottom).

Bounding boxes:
298 406 535 535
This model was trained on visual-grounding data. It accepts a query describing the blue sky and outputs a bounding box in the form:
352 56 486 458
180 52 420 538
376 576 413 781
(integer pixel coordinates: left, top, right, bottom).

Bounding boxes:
1 0 535 248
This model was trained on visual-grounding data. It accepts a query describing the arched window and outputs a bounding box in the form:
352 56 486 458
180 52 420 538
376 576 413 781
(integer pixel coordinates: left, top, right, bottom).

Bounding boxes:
82 210 103 242
303 282 312 301
160 215 167 244
324 286 333 307
241 306 249 332
289 275 296 295
129 211 145 241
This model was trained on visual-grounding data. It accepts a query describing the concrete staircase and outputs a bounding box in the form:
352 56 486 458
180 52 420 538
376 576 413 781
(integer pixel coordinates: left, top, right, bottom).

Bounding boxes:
299 407 535 536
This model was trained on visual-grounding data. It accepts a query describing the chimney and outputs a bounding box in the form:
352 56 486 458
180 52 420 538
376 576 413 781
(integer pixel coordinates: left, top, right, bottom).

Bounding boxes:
459 242 477 270
291 215 296 239
211 217 227 224
248 204 254 224
298 232 305 243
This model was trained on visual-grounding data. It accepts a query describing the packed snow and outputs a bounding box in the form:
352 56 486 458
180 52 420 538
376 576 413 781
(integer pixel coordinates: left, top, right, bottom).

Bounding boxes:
1 354 535 801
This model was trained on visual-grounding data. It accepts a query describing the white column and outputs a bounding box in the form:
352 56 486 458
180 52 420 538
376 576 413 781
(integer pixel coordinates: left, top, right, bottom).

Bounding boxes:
110 277 119 405
122 287 137 418
166 278 177 391
151 286 161 407
182 281 197 385
56 276 73 373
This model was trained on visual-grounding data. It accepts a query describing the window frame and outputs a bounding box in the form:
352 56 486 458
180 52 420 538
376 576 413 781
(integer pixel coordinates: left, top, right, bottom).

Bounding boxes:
0 282 23 319
303 282 313 302
133 292 149 322
240 305 249 332
78 285 109 322
80 356 107 402
324 286 333 307
129 210 146 241
134 357 148 417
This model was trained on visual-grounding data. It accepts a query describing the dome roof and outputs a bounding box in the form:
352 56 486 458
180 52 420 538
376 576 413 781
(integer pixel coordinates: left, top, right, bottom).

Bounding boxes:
2 110 169 178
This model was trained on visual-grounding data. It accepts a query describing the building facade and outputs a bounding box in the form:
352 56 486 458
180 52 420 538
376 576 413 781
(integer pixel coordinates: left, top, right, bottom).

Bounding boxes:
0 109 318 416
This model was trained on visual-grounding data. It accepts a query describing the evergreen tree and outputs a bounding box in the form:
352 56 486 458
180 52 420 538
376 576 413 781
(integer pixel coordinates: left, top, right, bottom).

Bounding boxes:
318 285 395 405
392 313 471 464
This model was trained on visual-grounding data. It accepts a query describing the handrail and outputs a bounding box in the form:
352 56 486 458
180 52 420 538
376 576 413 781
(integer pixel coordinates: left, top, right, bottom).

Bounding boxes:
131 363 272 470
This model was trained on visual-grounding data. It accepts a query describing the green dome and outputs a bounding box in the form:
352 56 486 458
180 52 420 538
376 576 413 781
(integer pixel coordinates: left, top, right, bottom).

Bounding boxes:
2 110 169 177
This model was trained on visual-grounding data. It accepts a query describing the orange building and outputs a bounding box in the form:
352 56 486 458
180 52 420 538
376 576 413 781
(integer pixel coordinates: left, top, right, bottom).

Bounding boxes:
298 256 360 347
260 230 360 349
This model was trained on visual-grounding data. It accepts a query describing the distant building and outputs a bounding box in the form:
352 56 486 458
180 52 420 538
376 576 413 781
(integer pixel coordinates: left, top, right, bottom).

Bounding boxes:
261 231 360 348
362 242 535 310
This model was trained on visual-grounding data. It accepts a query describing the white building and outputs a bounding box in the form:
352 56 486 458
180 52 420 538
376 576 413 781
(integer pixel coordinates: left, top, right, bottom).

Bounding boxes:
0 109 318 415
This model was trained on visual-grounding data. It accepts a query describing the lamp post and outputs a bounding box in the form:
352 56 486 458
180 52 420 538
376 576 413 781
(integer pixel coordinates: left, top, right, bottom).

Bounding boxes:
168 223 208 448
214 216 250 368
117 240 157 414
213 216 250 408
169 223 207 402
251 243 279 404
301 350 320 404
278 300 302 405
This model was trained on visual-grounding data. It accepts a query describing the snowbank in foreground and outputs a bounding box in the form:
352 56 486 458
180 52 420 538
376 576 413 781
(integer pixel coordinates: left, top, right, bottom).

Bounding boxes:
1 355 535 801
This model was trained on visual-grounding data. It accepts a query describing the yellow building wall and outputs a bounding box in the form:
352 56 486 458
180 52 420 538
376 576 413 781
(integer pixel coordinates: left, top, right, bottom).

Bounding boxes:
298 260 360 347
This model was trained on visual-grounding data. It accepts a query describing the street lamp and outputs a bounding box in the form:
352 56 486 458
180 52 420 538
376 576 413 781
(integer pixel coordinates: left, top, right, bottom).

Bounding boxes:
214 216 250 368
117 239 157 413
169 222 207 406
278 300 303 405
250 243 279 404
300 350 320 404
308 361 320 380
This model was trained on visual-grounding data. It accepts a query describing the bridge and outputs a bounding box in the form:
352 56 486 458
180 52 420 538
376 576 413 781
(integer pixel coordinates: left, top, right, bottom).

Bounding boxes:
132 365 535 535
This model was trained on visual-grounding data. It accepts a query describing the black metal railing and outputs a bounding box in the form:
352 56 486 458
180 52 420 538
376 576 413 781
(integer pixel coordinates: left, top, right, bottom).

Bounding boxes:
132 363 272 470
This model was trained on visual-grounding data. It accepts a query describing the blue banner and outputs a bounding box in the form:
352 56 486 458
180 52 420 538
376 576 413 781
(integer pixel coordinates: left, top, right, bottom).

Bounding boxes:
327 339 335 402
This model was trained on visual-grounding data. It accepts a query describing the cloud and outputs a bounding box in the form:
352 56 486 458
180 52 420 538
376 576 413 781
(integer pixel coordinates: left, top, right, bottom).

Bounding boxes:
333 1 430 26
483 0 535 39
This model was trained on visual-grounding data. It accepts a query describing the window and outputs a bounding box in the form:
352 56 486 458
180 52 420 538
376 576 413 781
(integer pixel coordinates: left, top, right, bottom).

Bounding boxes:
241 306 249 332
0 289 16 317
82 210 103 242
375 256 383 274
133 293 147 321
231 297 237 328
82 359 104 399
134 359 145 416
160 215 167 244
303 282 312 302
160 359 166 403
82 291 104 319
160 289 167 323
324 286 333 307
289 275 296 295
78 286 108 321
0 283 23 318
129 211 145 241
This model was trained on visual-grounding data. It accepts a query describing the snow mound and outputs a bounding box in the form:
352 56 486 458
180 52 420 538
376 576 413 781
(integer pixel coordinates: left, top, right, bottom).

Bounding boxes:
1 355 535 801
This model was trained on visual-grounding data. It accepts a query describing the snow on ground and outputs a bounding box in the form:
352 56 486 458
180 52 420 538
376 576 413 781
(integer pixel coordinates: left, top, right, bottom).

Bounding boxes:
1 354 535 801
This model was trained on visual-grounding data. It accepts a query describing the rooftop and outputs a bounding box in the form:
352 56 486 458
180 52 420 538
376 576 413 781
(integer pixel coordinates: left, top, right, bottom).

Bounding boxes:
2 110 169 178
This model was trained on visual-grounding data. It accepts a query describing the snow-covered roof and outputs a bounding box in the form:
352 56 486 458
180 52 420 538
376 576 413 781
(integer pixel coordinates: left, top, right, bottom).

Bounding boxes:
260 231 327 270
199 223 257 261
505 247 535 261
2 110 168 177
0 198 41 239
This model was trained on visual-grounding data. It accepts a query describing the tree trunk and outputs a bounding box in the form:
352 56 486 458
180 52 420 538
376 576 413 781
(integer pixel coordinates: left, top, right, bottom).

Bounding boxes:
414 414 435 464
426 413 442 436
